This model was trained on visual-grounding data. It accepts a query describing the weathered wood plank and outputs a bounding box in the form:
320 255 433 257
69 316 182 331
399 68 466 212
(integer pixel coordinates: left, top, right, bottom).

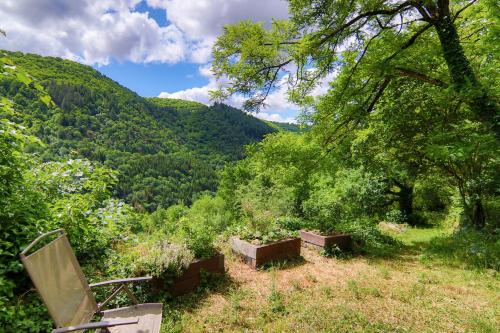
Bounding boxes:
299 230 353 251
230 237 301 269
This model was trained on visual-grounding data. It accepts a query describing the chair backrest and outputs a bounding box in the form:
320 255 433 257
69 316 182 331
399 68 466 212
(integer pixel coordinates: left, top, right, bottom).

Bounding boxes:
20 230 98 328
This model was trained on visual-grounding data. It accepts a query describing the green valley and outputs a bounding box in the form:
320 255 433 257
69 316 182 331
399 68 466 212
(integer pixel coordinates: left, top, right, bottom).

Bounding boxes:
0 50 297 211
1 1 498 332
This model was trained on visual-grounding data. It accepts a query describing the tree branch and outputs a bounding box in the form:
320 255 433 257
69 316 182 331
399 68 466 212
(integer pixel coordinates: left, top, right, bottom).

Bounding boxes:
384 23 432 63
413 3 433 22
255 59 293 75
460 27 486 41
453 0 477 21
262 41 299 46
395 67 448 87
438 0 451 17
338 29 384 98
366 76 392 113
316 1 414 47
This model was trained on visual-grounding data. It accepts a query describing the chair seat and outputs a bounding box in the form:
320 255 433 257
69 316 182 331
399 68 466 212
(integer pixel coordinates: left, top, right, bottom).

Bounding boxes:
101 303 162 333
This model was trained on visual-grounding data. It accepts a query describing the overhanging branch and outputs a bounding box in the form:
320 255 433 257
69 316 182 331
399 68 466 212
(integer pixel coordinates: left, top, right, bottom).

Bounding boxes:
384 23 432 63
366 76 392 113
395 67 448 87
317 1 414 47
453 0 478 22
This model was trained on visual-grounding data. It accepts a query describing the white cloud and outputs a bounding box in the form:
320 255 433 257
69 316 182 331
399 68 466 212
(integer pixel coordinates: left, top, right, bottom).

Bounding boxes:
0 0 288 65
0 0 188 65
158 65 336 123
255 112 296 123
159 64 299 123
159 83 297 123
159 84 213 104
149 0 289 63
150 0 288 39
198 63 213 78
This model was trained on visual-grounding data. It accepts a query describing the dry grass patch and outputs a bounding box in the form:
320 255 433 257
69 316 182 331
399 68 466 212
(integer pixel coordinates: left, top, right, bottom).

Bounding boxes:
161 242 499 333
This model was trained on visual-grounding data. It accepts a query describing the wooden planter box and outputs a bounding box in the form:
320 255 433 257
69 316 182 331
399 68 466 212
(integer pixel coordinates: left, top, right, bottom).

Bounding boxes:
299 230 353 251
152 253 224 296
230 237 301 269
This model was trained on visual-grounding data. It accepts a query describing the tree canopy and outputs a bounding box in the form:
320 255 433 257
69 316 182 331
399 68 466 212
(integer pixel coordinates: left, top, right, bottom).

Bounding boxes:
211 0 499 228
212 0 499 135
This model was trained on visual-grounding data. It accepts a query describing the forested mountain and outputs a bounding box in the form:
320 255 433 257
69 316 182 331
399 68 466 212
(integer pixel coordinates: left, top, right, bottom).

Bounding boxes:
266 120 303 133
0 50 280 211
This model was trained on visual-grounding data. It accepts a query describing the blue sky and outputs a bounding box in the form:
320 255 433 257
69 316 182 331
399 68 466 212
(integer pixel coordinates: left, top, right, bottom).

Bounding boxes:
98 0 209 98
0 0 300 123
97 61 207 97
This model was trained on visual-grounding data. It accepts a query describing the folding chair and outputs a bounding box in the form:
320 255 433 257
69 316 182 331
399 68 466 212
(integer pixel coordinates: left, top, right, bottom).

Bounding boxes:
20 229 162 333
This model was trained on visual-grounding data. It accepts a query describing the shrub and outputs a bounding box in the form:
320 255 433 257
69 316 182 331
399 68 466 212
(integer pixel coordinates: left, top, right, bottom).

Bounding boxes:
277 216 308 231
100 239 194 282
414 176 452 212
185 194 231 234
29 159 130 258
337 219 401 256
136 241 194 279
385 210 408 224
141 204 188 234
175 217 218 259
172 195 229 258
232 220 297 245
0 98 53 331
302 168 388 233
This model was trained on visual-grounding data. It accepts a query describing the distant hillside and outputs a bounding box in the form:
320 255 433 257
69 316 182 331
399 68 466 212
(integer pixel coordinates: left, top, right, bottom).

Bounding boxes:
149 97 207 112
267 120 303 132
151 98 304 132
0 50 282 211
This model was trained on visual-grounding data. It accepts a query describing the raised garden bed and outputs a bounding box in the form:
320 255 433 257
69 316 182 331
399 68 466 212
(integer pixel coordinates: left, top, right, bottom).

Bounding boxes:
152 253 225 296
230 237 301 269
299 230 353 252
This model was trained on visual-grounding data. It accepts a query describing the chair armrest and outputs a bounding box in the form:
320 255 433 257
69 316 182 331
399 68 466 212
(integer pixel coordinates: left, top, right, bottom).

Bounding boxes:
89 276 152 288
51 318 138 333
90 277 152 310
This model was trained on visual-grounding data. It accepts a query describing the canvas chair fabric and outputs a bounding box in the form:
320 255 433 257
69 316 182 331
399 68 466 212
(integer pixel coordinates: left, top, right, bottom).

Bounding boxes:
20 234 97 328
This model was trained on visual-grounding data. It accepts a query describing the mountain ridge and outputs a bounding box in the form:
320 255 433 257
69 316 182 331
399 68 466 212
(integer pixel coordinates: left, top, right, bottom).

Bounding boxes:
0 50 298 210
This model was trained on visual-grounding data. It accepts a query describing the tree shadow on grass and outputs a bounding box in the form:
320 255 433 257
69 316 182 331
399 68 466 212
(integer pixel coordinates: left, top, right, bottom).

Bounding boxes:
257 255 307 271
417 229 499 271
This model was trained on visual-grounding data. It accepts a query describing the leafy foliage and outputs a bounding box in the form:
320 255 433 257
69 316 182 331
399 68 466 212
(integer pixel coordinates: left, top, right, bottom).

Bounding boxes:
212 0 499 134
172 195 229 258
0 56 138 331
219 132 398 249
212 0 499 230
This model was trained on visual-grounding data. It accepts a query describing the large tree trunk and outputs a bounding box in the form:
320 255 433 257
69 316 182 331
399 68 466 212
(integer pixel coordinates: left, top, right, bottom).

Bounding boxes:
398 183 413 220
471 199 486 229
434 16 499 136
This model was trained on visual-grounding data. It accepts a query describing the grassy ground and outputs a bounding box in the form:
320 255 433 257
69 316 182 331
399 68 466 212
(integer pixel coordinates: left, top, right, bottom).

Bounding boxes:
160 227 499 333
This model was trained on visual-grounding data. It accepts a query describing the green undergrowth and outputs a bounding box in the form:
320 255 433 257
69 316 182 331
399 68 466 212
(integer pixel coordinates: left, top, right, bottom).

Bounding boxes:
423 228 500 271
380 222 499 271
